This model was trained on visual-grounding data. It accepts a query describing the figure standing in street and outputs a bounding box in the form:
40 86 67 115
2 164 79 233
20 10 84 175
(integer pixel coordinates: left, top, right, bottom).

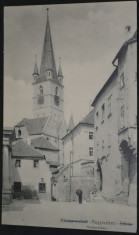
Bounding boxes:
93 184 97 197
76 189 83 204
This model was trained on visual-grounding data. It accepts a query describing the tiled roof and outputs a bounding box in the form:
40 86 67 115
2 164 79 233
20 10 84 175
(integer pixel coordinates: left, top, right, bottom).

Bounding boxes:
12 140 43 158
112 30 137 64
56 120 64 134
58 58 63 77
92 68 118 106
92 31 136 107
31 136 59 151
38 10 57 83
15 117 49 135
80 109 94 125
33 55 39 75
67 114 74 131
46 161 59 166
62 110 94 140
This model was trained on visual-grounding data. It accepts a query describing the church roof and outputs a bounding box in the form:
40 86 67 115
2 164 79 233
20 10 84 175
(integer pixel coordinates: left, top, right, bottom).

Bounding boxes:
33 55 39 75
67 114 74 131
38 9 58 83
12 140 43 159
15 117 49 135
31 136 59 151
58 57 63 77
62 110 94 140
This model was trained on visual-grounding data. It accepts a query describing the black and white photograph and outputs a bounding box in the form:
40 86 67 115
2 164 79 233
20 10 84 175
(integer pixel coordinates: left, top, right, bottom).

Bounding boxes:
2 1 137 233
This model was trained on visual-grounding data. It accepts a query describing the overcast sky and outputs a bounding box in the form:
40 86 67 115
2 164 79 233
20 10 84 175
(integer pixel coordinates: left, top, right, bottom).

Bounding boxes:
4 2 137 127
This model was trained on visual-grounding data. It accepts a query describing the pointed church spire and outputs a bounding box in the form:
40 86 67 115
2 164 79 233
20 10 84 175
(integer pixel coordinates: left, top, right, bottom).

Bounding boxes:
58 57 63 77
33 55 39 75
39 8 57 81
67 113 74 132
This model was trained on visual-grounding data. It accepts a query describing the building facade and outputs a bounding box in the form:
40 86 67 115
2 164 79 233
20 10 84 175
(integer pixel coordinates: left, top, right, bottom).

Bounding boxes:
52 159 95 202
11 140 52 200
14 9 68 166
2 128 14 204
92 29 137 205
62 110 94 166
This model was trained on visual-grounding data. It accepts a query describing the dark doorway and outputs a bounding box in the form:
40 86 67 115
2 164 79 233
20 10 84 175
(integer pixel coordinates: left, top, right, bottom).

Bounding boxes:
14 182 21 192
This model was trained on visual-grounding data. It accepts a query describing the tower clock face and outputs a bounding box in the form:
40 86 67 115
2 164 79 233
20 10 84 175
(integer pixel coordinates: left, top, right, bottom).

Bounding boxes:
37 95 44 105
54 95 60 106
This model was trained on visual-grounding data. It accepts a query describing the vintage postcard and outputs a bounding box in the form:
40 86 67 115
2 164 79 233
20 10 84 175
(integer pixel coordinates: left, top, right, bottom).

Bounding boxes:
2 2 137 233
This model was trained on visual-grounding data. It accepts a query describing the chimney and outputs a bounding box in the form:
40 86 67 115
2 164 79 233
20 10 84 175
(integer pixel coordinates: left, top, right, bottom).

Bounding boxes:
125 25 132 41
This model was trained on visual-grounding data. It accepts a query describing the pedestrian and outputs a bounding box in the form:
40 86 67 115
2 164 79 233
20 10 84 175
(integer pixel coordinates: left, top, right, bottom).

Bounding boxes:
93 184 97 197
76 189 83 204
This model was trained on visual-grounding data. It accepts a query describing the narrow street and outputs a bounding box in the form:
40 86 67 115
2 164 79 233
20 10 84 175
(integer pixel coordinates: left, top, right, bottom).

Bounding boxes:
2 199 136 233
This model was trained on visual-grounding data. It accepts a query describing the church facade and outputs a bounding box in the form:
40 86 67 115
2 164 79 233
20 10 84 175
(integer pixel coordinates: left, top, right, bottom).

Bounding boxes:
2 9 69 203
14 9 68 166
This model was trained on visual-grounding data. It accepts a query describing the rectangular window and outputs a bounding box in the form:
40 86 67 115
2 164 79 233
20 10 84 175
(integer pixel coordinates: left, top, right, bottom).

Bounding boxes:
89 132 93 139
34 160 39 168
121 106 125 128
89 147 93 156
39 183 46 193
108 95 112 117
101 104 105 122
15 160 21 167
120 73 125 88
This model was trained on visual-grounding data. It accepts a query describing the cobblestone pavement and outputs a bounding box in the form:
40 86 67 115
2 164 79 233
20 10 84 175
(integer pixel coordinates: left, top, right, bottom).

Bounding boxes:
2 199 136 233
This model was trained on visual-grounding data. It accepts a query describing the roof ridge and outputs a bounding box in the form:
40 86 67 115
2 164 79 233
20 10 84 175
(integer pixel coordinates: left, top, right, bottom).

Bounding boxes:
80 109 94 122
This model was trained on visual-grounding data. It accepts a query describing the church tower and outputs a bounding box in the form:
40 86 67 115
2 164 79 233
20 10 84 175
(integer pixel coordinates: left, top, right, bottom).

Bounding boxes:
32 9 64 121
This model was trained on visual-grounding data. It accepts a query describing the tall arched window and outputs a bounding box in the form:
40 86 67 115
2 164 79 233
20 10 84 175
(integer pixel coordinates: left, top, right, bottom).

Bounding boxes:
39 85 43 94
55 87 58 96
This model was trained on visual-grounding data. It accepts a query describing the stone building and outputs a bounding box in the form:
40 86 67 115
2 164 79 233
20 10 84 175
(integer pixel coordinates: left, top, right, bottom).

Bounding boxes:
92 28 137 206
62 110 94 165
14 9 67 166
2 128 14 204
11 140 52 200
52 159 95 202
3 9 68 203
51 110 95 202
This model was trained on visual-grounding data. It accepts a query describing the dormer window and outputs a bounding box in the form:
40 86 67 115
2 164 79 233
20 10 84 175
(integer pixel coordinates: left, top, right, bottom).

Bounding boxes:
39 85 43 94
